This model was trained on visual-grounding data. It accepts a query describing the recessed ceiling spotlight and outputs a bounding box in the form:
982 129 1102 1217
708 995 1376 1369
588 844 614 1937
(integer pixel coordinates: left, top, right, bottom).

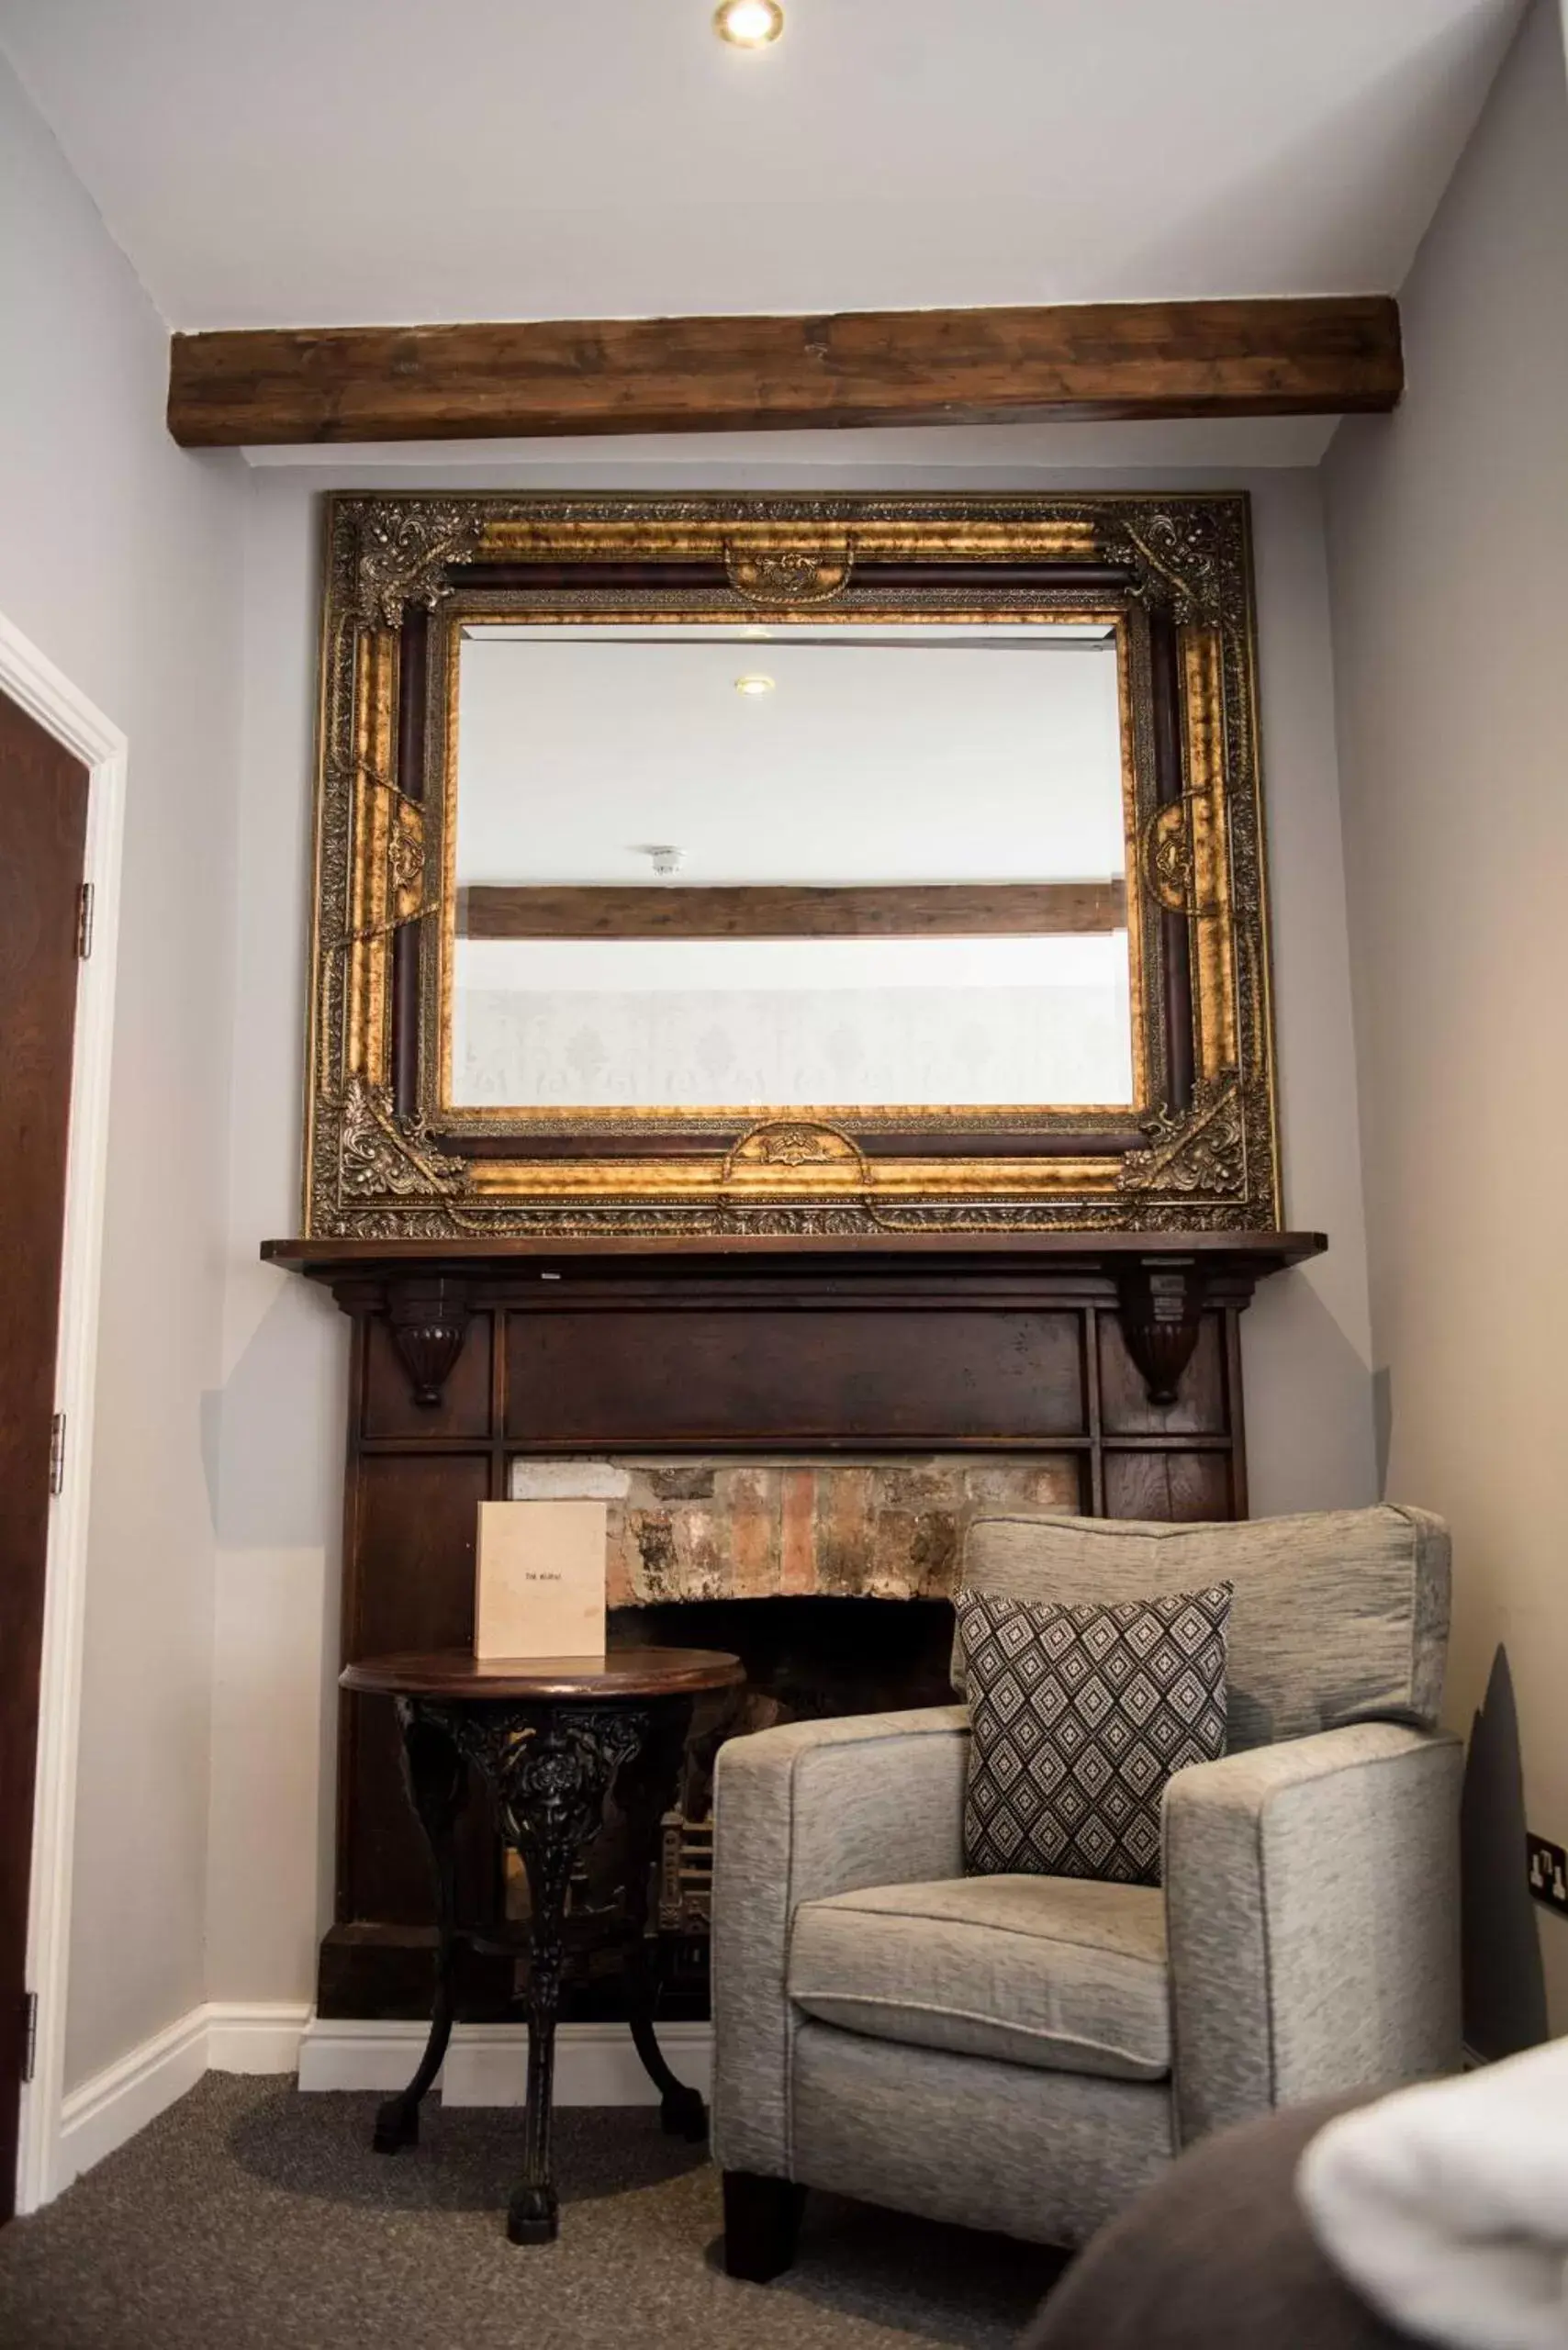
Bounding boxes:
714 0 784 49
734 673 776 695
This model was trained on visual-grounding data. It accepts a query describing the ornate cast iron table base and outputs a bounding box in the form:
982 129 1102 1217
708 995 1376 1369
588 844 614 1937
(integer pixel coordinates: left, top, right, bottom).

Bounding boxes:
342 1649 742 2245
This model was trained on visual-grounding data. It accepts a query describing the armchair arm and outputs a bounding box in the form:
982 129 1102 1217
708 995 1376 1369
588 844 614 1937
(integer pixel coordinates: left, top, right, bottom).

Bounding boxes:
711 1705 970 2177
1163 1722 1462 2148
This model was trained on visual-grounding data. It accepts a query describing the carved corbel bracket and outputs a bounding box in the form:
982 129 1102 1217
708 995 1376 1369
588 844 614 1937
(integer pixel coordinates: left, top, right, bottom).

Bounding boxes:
1114 1255 1204 1406
386 1276 472 1407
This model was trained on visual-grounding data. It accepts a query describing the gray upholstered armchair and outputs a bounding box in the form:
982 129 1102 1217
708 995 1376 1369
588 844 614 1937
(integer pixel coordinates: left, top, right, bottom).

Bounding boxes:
711 1505 1462 2281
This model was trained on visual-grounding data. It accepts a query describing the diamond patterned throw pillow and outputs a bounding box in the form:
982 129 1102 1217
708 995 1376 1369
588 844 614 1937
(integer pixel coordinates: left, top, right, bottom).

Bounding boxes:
958 1582 1232 1887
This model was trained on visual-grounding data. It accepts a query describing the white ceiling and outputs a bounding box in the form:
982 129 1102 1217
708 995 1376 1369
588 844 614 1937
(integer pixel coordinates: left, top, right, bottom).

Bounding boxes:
0 0 1525 333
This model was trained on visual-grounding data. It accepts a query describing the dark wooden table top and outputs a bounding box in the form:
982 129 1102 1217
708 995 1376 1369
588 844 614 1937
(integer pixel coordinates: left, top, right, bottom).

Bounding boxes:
340 1646 744 1702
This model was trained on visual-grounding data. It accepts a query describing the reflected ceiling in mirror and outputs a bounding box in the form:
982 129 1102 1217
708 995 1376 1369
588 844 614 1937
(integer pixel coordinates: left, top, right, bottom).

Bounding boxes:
448 621 1135 1113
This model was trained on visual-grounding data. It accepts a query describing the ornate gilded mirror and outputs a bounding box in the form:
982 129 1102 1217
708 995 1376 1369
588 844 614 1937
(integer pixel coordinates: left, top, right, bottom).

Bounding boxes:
306 493 1278 1237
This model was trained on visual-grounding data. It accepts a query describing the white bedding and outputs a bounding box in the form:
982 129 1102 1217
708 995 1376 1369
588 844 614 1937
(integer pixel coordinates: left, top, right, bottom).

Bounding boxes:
1298 2039 1568 2350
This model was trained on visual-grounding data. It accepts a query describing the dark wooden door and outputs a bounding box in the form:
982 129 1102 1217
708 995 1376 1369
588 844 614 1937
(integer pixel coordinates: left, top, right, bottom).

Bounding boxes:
0 690 87 2223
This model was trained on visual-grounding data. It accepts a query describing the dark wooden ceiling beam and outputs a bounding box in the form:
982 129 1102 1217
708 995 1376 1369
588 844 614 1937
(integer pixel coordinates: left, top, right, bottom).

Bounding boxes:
166 296 1402 447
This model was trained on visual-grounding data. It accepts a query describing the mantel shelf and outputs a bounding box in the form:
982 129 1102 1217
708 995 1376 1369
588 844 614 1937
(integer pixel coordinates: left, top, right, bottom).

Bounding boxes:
262 1230 1327 1278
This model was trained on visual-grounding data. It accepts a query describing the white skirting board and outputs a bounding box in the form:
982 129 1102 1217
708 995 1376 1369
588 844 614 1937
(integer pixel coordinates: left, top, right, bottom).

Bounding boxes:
296 2017 714 2107
54 2009 211 2195
53 2003 308 2199
48 2003 711 2202
206 2002 319 2076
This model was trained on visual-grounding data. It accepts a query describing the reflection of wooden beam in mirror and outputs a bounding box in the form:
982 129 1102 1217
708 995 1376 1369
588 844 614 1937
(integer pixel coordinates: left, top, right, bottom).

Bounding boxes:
458 880 1127 941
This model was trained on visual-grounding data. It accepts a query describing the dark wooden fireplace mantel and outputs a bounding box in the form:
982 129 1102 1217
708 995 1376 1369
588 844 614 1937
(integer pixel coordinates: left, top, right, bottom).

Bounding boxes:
263 1227 1324 2017
263 1231 1325 1418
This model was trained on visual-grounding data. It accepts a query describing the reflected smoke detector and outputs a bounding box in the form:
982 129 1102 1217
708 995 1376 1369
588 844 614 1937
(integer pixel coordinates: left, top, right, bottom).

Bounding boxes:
642 845 684 877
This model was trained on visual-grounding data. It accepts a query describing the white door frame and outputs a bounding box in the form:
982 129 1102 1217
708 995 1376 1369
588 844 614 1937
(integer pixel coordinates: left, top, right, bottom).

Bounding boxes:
1 609 127 2216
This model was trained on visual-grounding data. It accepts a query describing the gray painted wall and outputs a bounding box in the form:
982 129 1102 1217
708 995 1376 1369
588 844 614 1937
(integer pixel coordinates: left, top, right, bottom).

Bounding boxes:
0 57 244 2086
1325 0 1568 2028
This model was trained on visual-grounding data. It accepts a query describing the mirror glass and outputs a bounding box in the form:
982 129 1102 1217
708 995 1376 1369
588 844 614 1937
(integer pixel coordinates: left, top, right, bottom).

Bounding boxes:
449 621 1133 1113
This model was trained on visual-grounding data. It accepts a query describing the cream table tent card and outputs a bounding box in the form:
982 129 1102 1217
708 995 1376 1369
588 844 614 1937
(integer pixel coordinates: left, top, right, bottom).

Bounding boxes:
475 1461 629 1659
474 1499 608 1661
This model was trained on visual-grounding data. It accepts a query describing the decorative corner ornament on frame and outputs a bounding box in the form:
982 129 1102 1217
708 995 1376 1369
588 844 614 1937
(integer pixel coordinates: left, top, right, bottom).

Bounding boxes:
303 492 1281 1239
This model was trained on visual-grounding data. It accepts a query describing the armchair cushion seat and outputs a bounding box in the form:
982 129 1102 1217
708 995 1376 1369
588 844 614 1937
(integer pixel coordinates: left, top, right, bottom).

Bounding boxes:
788 1872 1170 2082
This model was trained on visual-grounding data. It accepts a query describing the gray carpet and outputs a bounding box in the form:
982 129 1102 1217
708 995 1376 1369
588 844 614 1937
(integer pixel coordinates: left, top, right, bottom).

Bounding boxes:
0 2076 1066 2348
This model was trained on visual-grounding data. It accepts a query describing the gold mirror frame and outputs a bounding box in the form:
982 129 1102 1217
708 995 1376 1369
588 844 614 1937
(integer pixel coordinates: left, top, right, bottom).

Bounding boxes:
304 492 1279 1238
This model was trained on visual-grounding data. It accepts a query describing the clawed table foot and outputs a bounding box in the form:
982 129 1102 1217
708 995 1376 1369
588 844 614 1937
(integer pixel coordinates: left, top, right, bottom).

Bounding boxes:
659 2079 709 2143
507 2180 559 2244
373 2093 421 2153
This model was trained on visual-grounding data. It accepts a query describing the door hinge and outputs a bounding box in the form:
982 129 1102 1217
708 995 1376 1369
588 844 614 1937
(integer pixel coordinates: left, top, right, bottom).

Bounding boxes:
75 880 94 959
21 1992 38 2086
48 1412 66 1496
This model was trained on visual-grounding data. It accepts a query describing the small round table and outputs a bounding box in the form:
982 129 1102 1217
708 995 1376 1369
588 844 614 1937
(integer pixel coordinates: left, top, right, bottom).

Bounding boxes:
340 1646 743 2244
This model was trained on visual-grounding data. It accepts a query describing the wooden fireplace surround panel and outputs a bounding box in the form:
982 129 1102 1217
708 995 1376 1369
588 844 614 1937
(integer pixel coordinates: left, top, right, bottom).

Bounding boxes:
263 1232 1324 2017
